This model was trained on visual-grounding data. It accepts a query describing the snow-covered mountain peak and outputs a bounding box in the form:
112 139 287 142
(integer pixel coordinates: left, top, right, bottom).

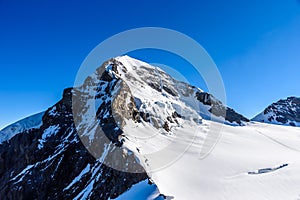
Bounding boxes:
71 55 253 176
97 55 249 126
252 96 300 127
71 55 249 173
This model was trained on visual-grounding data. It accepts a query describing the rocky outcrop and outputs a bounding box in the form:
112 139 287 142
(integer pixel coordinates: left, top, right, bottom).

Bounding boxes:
195 92 249 125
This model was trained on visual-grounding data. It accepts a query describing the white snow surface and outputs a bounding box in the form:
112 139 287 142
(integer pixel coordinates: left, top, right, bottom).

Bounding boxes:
0 111 44 144
123 120 300 200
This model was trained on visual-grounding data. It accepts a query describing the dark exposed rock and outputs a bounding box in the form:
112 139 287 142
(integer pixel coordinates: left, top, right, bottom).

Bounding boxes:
276 116 288 124
289 122 296 126
172 111 182 119
163 121 170 132
167 116 174 123
224 108 250 124
148 82 162 92
162 85 177 97
195 92 213 106
196 92 249 125
140 111 150 122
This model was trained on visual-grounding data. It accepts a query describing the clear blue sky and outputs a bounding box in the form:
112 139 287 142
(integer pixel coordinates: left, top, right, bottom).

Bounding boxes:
1 0 300 129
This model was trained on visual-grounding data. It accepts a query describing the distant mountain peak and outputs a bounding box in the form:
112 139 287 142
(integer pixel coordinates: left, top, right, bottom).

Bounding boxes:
0 112 44 144
252 96 300 127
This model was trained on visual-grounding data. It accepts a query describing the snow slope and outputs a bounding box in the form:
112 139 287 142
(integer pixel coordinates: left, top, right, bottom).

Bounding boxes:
0 111 44 143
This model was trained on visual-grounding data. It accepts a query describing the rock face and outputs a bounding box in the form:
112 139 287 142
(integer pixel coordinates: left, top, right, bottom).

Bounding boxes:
195 92 249 125
0 55 249 199
252 97 300 127
0 87 147 200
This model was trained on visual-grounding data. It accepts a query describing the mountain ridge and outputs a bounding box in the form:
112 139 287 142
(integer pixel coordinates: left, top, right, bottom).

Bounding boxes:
0 55 299 199
0 55 248 199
